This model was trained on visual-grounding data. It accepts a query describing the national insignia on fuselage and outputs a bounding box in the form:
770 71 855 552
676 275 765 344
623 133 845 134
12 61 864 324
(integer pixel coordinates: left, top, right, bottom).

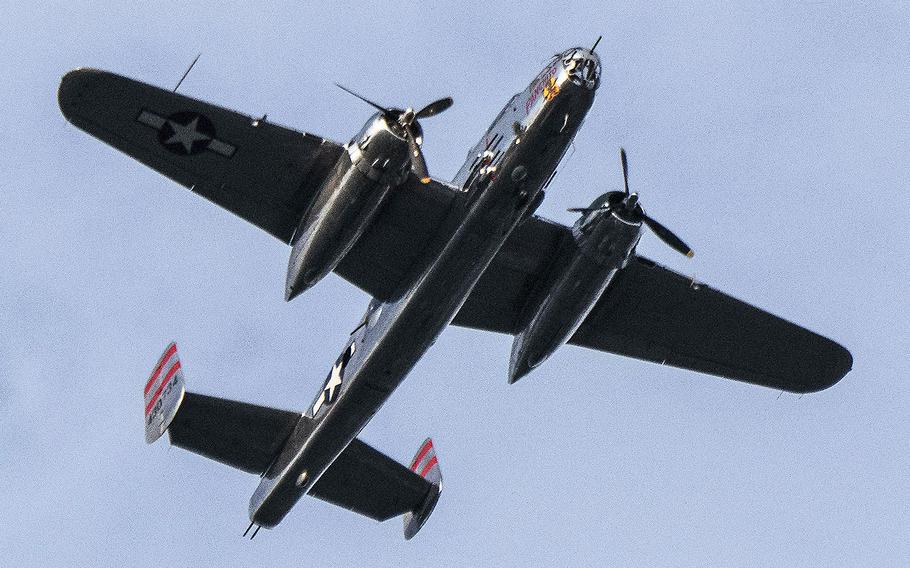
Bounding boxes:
312 342 356 415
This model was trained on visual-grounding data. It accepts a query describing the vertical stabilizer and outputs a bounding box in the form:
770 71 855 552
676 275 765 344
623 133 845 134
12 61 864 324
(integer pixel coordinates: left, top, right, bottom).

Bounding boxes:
144 342 186 443
403 438 442 539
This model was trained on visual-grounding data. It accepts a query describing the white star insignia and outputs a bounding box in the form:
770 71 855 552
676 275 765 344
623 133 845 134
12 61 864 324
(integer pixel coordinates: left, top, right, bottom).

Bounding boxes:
312 343 356 416
313 357 345 415
165 116 211 153
324 362 344 402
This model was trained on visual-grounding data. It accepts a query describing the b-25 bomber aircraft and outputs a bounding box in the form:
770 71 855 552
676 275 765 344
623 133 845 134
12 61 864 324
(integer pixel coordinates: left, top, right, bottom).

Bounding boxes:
58 42 852 539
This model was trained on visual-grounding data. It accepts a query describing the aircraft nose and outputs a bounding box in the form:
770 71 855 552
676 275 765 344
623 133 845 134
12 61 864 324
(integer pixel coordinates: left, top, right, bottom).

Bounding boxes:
588 51 601 74
562 48 601 90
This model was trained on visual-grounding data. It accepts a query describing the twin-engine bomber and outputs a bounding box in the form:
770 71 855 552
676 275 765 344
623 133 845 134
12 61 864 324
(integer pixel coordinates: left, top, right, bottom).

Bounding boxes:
58 42 852 539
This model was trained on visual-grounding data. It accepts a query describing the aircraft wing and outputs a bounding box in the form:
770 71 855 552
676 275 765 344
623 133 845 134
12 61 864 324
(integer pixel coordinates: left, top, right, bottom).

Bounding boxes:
58 68 344 242
59 68 462 301
453 219 852 392
567 256 853 393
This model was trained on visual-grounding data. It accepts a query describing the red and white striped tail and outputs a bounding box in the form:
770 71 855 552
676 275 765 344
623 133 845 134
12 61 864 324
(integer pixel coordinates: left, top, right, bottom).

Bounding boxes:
409 438 441 484
144 342 186 444
403 438 442 539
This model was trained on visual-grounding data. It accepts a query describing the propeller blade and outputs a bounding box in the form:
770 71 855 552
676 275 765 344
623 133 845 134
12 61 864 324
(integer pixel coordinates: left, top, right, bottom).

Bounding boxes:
415 97 453 119
334 86 451 184
642 214 694 258
335 83 388 114
567 205 610 213
407 128 431 184
620 147 630 195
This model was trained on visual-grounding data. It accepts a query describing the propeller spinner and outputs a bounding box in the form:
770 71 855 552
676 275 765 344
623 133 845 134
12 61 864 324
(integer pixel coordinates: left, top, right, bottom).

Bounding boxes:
568 148 694 258
336 84 452 184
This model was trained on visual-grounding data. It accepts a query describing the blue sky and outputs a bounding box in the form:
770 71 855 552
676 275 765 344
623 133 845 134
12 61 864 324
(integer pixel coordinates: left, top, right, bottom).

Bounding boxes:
2 2 908 566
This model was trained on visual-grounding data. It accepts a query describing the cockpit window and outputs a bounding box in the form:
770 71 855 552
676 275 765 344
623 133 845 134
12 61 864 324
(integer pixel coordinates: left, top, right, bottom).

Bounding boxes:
562 50 600 88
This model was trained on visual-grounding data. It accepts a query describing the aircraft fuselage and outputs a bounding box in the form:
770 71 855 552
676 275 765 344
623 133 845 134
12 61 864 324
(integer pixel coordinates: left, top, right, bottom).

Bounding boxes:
250 47 601 527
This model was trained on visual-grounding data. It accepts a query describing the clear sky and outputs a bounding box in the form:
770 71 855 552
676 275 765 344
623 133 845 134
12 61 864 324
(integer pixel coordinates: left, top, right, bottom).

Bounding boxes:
2 2 908 566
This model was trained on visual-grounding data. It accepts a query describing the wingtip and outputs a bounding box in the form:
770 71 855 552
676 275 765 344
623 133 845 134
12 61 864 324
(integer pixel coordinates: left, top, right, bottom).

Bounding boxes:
820 343 854 391
788 341 854 394
58 67 102 122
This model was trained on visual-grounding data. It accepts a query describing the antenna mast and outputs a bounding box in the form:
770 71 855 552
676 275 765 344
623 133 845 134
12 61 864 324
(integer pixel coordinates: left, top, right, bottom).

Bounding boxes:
173 53 202 92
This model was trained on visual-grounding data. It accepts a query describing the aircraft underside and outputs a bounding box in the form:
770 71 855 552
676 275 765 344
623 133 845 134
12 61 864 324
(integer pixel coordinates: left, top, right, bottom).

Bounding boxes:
58 41 851 538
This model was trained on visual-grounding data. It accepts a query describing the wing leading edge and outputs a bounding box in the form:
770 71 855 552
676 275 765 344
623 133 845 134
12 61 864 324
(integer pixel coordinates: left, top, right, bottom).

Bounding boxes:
453 219 852 392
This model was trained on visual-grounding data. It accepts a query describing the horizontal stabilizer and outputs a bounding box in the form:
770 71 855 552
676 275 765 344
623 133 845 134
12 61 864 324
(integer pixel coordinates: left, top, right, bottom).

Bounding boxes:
168 393 300 474
143 343 301 474
309 437 443 539
143 344 442 535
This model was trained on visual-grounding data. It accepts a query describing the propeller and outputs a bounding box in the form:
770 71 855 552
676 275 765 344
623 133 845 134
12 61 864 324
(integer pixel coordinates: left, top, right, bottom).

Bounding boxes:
568 147 694 258
336 84 453 184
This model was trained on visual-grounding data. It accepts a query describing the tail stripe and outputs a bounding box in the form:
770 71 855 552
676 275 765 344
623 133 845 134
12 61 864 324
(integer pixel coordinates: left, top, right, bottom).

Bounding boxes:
145 343 177 396
145 360 181 416
419 456 438 478
411 440 433 471
403 437 442 540
410 439 434 471
144 343 187 444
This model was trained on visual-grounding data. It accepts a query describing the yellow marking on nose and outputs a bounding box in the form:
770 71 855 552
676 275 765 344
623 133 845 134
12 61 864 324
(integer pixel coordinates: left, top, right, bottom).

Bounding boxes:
543 76 560 101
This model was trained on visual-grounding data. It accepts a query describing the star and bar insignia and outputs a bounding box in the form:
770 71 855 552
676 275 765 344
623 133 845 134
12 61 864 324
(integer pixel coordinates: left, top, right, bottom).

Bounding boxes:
136 110 236 157
312 342 357 416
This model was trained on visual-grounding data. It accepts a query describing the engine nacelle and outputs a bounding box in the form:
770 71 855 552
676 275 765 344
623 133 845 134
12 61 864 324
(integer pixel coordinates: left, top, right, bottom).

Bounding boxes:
509 197 643 382
285 114 412 300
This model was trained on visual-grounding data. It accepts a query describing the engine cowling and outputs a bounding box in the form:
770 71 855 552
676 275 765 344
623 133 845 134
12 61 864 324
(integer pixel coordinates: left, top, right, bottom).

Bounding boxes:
509 195 643 383
285 114 411 300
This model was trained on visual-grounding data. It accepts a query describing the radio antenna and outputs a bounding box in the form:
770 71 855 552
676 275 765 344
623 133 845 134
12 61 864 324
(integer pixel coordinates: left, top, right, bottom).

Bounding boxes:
174 53 202 92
